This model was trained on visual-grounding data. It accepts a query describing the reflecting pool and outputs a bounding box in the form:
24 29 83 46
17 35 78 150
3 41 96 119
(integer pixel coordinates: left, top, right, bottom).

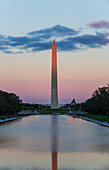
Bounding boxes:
0 115 109 170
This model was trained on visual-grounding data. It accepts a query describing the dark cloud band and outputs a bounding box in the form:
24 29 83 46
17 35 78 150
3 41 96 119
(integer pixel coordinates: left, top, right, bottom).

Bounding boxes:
0 24 109 54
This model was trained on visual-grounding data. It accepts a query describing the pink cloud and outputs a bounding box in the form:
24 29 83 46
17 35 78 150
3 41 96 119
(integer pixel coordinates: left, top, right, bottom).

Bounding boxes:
87 20 109 29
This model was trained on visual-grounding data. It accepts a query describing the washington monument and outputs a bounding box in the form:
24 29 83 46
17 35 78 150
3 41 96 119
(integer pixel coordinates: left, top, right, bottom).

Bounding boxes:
51 40 58 109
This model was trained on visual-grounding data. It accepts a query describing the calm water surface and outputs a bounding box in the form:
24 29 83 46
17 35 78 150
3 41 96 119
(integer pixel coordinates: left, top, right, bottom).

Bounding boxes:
0 115 109 170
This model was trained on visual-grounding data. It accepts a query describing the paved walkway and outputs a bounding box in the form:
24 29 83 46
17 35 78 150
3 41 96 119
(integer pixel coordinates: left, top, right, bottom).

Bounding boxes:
74 115 109 127
0 115 32 124
0 117 22 123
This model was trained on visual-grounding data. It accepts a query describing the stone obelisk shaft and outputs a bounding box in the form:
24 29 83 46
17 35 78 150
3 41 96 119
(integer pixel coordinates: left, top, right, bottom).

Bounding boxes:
51 40 58 109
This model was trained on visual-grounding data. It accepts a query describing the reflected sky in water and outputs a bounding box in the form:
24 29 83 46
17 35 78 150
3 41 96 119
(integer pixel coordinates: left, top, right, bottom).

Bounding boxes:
0 115 109 170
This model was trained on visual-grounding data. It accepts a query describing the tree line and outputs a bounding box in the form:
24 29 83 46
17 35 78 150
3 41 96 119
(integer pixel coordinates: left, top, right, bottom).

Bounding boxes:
0 90 22 116
61 84 109 116
1 84 109 116
0 90 50 116
81 84 109 116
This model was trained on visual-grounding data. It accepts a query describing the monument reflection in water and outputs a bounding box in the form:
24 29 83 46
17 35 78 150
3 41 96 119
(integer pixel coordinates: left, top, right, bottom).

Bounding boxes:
51 115 58 170
0 115 109 169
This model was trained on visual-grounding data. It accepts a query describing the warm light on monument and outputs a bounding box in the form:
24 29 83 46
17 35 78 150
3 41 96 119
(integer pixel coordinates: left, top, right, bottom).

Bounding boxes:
51 40 58 109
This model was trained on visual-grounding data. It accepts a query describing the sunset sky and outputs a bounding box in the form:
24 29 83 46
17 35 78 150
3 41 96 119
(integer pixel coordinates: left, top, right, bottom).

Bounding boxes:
0 0 109 104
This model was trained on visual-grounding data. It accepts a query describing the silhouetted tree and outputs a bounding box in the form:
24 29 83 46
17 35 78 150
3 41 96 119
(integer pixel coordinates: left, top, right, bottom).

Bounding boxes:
81 84 109 115
0 90 22 116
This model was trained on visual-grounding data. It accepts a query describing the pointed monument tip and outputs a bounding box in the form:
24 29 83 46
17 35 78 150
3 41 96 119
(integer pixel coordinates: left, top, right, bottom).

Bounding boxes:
53 40 56 44
52 40 56 47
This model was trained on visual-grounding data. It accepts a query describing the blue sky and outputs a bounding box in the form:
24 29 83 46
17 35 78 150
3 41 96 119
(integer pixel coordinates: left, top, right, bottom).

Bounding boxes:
0 0 109 54
0 0 109 103
0 0 109 35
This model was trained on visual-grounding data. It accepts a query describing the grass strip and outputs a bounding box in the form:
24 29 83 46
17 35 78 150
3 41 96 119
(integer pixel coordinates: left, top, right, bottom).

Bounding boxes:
82 114 109 123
